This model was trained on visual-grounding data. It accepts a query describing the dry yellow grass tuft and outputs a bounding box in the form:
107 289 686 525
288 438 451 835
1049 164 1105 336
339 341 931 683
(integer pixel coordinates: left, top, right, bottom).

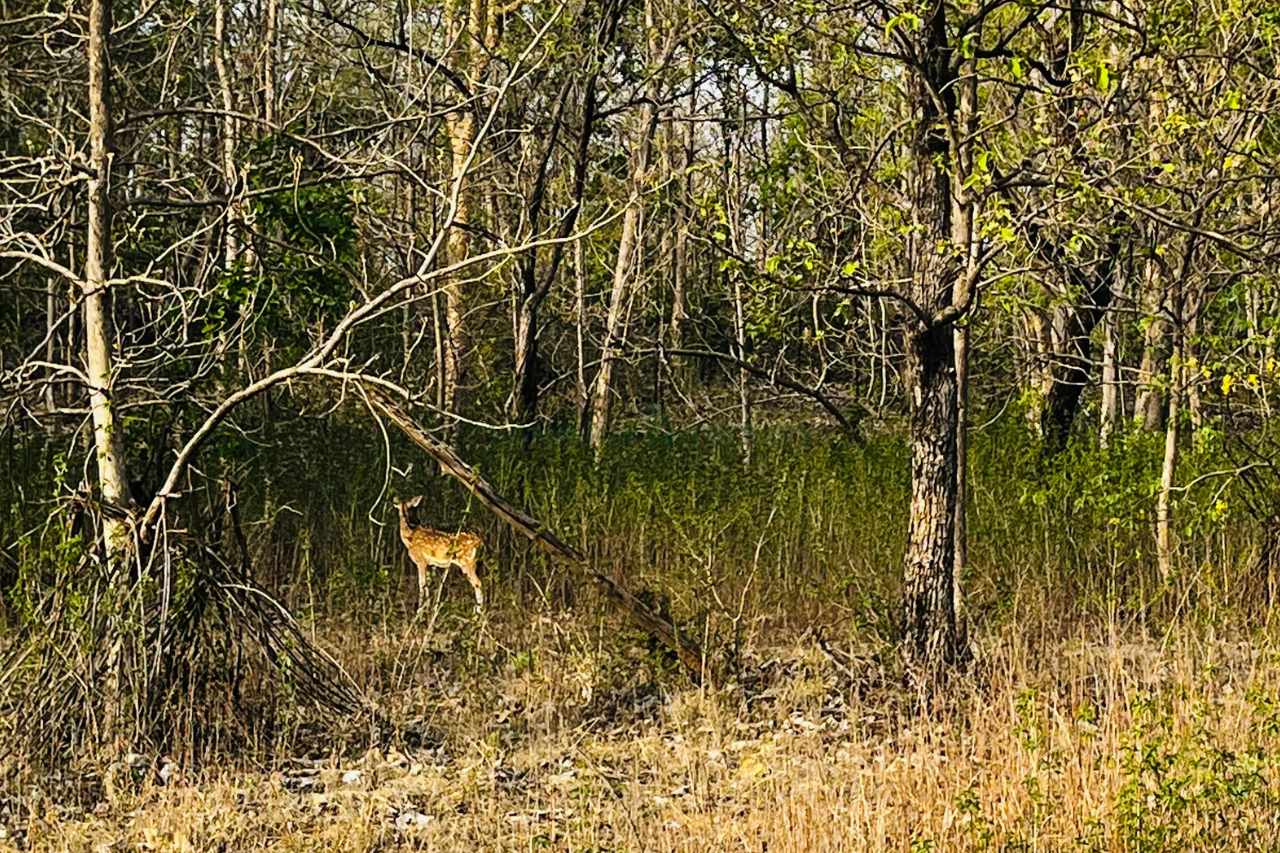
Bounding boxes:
10 615 1280 852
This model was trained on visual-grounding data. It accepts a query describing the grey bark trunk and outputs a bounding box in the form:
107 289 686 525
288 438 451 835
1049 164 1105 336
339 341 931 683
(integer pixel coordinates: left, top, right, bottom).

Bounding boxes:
1099 295 1121 447
589 103 657 454
85 0 131 559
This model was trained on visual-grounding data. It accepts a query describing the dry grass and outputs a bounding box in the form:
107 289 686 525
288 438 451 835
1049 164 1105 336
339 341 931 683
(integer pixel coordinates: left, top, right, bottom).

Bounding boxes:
10 603 1280 852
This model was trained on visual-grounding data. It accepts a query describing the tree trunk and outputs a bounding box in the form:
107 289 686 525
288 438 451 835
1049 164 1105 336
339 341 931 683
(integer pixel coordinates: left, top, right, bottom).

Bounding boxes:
1134 253 1168 430
732 266 752 464
900 0 963 682
262 0 278 127
589 198 642 454
575 238 589 440
902 324 960 676
512 298 539 424
1099 286 1121 447
589 1 660 454
440 0 493 437
953 323 969 647
84 0 131 558
1156 333 1181 582
442 107 475 434
1040 256 1117 454
214 0 246 269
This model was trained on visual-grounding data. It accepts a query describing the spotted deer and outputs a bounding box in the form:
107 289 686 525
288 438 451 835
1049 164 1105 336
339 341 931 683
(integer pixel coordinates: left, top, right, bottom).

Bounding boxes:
396 495 484 612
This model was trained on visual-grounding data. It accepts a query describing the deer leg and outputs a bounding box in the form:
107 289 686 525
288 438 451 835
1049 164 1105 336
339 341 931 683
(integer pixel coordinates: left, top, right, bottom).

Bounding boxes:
460 559 484 611
415 559 430 614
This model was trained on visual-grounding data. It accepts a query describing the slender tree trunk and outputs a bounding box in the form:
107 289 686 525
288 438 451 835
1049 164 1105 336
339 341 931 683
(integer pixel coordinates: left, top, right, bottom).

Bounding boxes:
949 52 979 654
732 268 752 464
45 274 58 411
262 0 278 127
1099 278 1122 447
589 0 660 454
512 298 539 424
440 0 492 436
85 0 131 559
590 199 642 453
214 0 245 268
667 73 694 391
575 238 589 440
1024 305 1054 432
1156 332 1181 582
952 323 969 643
589 96 657 453
1135 252 1168 430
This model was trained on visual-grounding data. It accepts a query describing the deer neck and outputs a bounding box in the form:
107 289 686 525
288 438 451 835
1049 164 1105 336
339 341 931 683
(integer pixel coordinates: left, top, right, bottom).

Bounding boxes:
398 507 413 542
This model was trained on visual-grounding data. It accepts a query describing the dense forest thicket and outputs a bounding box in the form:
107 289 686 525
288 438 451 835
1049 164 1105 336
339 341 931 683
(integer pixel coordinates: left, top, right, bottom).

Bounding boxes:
2 0 1280 848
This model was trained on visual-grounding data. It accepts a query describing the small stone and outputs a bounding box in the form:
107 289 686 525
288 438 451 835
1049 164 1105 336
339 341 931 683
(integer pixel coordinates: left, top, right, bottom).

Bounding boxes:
157 758 179 786
394 810 433 831
341 770 362 786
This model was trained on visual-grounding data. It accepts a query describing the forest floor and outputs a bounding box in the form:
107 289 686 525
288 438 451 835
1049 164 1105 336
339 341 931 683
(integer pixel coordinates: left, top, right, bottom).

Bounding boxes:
12 602 1280 852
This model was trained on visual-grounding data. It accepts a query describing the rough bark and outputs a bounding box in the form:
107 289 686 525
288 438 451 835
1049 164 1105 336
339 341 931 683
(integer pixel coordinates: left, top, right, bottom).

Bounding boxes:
84 0 131 560
900 0 963 681
902 324 960 675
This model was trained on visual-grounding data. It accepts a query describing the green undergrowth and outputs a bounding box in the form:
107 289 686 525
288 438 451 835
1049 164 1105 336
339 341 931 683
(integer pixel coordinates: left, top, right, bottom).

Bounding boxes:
1 413 1271 640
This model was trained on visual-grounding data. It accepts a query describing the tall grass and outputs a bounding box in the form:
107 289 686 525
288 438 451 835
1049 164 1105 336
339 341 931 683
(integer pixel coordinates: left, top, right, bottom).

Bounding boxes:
4 414 1280 849
2 413 1267 638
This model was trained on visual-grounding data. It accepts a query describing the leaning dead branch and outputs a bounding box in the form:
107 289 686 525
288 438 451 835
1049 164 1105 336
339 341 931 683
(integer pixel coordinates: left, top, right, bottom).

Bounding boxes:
365 388 709 683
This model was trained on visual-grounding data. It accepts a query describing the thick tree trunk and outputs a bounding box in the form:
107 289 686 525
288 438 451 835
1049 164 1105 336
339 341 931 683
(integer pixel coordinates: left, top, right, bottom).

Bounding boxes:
442 108 475 433
84 0 131 560
900 0 963 682
902 324 960 675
